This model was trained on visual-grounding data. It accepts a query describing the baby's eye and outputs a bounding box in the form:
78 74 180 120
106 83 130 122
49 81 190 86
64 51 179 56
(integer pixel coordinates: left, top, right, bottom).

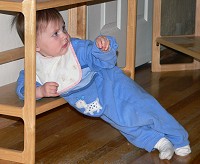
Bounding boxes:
62 25 67 33
52 31 59 37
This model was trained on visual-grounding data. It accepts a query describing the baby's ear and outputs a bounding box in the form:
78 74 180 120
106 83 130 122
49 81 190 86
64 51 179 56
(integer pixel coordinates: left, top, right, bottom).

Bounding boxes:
36 44 40 52
36 47 40 52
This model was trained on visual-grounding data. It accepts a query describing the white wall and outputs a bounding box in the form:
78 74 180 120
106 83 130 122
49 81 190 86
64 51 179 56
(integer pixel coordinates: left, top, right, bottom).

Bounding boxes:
0 13 23 86
0 11 68 87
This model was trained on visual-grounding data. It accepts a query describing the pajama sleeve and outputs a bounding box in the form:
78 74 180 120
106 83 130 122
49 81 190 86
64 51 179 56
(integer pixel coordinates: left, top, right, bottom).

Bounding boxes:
16 70 42 100
71 36 118 71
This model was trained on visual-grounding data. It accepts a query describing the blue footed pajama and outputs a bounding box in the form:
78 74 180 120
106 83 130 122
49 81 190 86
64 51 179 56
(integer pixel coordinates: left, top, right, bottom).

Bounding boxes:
16 36 189 152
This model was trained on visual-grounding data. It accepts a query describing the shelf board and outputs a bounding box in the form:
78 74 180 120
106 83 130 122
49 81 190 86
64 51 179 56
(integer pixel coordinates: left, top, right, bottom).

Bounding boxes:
36 96 66 115
0 148 22 163
0 0 95 12
37 0 95 10
0 47 24 65
0 0 22 12
0 82 67 117
156 36 200 60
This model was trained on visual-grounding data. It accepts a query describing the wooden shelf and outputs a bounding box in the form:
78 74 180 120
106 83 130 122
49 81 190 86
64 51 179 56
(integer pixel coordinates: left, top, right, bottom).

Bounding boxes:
157 36 200 61
0 83 67 117
0 1 22 12
37 0 94 10
0 0 136 163
152 0 200 72
0 0 95 12
0 47 24 65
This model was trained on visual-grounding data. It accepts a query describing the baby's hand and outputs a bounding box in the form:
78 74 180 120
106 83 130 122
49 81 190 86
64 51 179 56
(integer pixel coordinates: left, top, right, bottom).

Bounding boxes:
36 82 59 98
96 36 110 51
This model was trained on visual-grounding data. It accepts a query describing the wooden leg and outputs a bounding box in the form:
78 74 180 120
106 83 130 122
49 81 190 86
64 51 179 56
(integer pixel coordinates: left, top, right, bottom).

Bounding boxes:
124 0 137 79
151 0 162 72
195 0 200 36
23 0 36 163
68 5 86 39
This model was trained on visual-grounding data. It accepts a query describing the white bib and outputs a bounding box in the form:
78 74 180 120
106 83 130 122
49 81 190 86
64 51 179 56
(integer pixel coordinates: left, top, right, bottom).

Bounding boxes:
36 43 82 93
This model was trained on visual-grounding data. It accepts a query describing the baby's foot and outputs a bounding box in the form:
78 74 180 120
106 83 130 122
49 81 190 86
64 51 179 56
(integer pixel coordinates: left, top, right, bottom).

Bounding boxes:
175 145 191 156
154 138 174 160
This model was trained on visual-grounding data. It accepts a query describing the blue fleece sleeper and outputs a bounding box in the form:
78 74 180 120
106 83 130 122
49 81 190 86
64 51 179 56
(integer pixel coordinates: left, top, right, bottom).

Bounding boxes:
16 36 190 159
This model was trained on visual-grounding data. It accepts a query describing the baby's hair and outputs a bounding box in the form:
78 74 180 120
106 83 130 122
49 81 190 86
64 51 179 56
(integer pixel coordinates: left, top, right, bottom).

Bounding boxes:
12 8 65 44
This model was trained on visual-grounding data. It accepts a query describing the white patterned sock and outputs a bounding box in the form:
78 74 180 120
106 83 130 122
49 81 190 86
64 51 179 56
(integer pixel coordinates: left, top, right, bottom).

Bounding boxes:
154 138 174 160
175 145 191 156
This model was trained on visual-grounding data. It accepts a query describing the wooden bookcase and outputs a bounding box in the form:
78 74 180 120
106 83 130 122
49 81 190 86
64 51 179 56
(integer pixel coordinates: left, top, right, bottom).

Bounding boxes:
0 0 137 163
152 0 200 72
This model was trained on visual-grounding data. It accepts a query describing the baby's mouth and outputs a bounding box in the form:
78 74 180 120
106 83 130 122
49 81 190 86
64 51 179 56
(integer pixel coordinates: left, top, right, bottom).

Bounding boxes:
62 43 69 49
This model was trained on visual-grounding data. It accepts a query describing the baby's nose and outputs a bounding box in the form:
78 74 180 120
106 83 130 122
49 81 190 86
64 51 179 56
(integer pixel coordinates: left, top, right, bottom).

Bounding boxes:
64 35 70 42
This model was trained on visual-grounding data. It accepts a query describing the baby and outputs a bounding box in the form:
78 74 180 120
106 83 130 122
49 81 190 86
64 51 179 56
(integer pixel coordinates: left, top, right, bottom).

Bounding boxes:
13 8 191 160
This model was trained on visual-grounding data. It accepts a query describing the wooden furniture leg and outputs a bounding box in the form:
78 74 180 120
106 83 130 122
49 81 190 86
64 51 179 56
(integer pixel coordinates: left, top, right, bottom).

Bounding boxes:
68 5 86 39
123 0 137 79
23 0 36 163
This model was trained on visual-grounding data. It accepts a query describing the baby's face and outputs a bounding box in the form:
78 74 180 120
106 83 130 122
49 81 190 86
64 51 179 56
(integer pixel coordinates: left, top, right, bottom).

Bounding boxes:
36 20 70 57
